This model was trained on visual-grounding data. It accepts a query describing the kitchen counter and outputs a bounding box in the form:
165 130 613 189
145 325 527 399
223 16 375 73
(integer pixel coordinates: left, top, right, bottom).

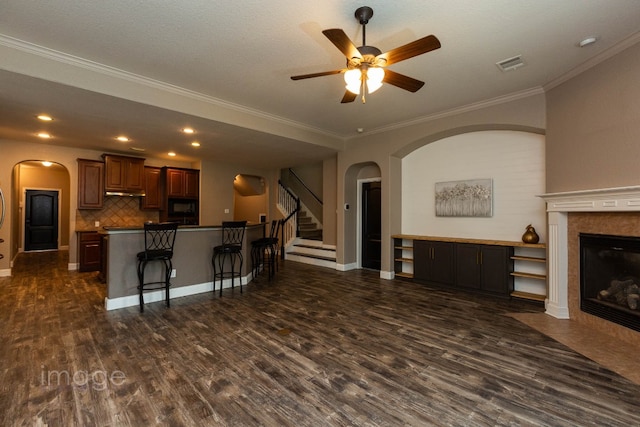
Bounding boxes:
102 223 265 310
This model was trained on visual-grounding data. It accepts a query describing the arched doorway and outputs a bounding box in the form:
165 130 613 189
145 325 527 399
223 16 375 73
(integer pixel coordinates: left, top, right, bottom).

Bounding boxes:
12 161 70 253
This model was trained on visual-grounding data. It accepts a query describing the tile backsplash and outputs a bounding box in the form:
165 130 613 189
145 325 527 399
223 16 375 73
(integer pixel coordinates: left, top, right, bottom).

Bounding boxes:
76 196 158 229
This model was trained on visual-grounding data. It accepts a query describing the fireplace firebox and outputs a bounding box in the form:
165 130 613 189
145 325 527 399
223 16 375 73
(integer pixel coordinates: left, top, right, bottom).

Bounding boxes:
580 233 640 332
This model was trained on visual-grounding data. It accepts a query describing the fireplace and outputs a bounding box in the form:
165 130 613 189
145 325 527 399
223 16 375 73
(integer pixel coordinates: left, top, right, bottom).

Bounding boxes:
580 233 640 332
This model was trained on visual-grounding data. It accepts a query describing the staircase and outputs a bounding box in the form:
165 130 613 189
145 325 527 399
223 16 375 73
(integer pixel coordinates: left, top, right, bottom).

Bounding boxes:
297 210 322 240
286 238 336 269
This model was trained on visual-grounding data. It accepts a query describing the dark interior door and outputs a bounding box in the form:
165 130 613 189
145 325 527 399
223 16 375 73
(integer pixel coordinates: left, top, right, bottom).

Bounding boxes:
25 190 59 251
361 181 381 270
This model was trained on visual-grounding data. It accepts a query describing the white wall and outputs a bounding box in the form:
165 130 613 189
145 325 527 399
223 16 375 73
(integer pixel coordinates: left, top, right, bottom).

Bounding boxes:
402 130 546 242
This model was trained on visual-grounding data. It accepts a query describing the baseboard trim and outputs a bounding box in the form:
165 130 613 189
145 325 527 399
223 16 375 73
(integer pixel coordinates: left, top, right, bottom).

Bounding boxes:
379 270 395 280
0 268 11 277
336 262 358 271
104 273 253 311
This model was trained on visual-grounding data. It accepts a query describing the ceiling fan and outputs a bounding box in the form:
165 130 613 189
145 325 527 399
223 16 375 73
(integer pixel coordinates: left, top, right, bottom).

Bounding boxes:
291 6 441 104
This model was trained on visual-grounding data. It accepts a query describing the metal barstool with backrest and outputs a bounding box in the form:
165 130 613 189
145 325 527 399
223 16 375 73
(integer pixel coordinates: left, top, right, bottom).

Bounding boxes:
136 222 178 312
212 220 247 296
251 219 279 278
262 219 282 279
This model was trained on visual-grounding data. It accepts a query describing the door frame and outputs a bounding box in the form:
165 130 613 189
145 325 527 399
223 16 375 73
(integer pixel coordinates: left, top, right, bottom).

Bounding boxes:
356 177 381 269
22 187 62 252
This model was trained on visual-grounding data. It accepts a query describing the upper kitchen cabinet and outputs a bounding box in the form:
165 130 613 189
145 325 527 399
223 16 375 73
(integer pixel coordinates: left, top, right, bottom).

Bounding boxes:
141 166 162 210
102 154 145 194
77 159 104 209
163 167 199 199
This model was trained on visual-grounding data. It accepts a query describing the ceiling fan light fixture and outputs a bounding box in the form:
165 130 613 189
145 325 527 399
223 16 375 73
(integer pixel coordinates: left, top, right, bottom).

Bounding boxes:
366 67 385 93
344 69 362 94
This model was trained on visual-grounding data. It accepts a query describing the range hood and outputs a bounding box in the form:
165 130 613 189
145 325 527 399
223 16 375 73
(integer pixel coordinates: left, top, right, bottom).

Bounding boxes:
105 191 146 197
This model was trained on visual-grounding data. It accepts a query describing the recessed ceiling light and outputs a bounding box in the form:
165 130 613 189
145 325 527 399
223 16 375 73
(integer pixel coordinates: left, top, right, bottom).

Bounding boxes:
37 115 53 121
130 147 146 152
182 128 195 134
191 141 200 147
579 36 597 48
168 151 176 157
116 136 130 142
41 161 53 167
37 132 51 139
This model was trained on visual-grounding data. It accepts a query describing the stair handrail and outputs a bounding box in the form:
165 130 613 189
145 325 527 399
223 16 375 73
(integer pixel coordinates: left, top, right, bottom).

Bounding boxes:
288 168 323 205
278 180 300 258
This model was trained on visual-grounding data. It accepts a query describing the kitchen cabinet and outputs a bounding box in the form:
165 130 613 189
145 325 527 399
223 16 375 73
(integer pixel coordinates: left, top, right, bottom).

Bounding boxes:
141 166 162 210
103 154 145 193
77 159 104 209
455 243 513 296
163 167 199 198
78 231 102 272
414 240 455 285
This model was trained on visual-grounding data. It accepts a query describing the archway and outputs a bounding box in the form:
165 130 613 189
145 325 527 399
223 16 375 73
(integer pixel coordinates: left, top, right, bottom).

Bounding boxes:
12 161 70 255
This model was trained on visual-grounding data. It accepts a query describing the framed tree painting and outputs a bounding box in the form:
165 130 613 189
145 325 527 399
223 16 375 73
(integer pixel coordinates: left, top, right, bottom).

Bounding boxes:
435 179 493 217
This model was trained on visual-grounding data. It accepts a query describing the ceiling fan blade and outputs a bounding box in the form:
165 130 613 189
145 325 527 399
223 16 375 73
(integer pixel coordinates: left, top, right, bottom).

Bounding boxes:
291 70 344 80
377 35 441 66
383 69 425 92
322 29 362 59
340 91 357 103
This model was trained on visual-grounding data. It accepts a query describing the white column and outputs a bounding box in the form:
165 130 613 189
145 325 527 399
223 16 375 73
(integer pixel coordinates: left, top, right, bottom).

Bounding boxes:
545 211 570 318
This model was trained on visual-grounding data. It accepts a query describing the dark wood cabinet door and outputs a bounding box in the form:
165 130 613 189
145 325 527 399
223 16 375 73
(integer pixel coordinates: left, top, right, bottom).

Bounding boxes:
104 155 126 191
141 167 162 209
430 241 455 285
78 232 102 272
184 170 199 198
166 169 185 198
413 241 454 285
77 159 104 209
455 244 482 289
413 241 431 282
480 245 513 295
126 157 145 191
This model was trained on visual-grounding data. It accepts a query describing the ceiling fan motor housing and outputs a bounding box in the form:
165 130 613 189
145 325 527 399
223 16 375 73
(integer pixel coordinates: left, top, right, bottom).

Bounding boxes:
355 6 374 24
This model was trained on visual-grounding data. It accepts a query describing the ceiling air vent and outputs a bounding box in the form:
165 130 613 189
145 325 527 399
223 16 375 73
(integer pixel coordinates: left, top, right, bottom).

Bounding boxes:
496 55 525 72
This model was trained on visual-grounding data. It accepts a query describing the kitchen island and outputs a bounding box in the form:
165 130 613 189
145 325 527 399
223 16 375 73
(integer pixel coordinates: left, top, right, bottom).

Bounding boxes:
101 223 264 311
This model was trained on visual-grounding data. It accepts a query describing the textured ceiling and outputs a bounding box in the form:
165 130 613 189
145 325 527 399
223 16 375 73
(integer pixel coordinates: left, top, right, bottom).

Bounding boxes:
1 0 639 168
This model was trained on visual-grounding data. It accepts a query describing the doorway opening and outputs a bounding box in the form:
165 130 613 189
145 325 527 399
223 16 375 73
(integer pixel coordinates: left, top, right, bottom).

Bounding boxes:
359 179 381 270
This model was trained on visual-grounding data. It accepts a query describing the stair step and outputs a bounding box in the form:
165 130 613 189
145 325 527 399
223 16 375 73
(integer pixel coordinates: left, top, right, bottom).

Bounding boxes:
294 244 335 252
287 251 336 262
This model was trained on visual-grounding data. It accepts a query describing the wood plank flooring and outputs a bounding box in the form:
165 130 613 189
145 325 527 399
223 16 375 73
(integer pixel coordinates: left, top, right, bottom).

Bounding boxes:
1 251 640 426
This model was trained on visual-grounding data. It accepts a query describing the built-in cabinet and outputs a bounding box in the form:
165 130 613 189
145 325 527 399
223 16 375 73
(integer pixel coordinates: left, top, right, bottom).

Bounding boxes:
392 235 546 300
160 167 200 224
102 154 145 193
140 166 162 210
413 240 455 286
78 231 102 272
77 159 104 209
164 167 199 198
455 244 513 296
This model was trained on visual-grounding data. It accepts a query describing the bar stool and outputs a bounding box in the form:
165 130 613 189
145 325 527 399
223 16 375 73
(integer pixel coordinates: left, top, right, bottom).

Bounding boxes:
212 221 247 296
251 219 281 280
136 222 178 312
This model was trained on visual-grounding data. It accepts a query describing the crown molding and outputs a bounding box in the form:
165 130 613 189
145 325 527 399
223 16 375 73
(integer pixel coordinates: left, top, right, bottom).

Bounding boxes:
365 87 545 137
544 31 640 91
0 34 345 143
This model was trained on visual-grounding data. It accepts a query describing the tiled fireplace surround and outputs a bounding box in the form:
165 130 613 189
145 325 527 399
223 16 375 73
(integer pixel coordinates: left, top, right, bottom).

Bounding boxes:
542 186 640 344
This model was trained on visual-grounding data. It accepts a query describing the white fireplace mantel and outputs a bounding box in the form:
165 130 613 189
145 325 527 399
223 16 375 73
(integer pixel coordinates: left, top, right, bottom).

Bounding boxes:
539 186 640 319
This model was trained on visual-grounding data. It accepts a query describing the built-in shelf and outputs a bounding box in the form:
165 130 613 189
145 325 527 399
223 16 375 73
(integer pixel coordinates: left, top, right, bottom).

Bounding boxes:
511 255 546 263
395 257 413 263
511 271 546 280
511 290 546 302
395 272 413 279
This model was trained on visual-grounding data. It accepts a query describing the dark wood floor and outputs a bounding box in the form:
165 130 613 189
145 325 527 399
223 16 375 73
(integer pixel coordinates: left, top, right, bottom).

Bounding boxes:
1 251 639 426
